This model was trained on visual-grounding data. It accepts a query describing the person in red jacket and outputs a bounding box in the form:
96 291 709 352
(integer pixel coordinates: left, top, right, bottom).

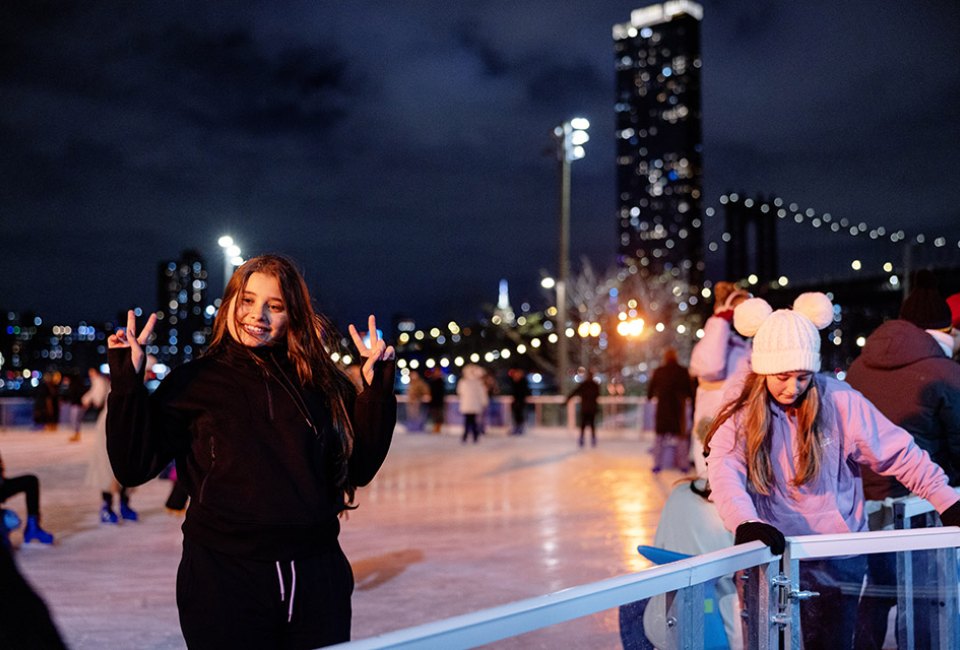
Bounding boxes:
846 270 960 648
107 254 397 649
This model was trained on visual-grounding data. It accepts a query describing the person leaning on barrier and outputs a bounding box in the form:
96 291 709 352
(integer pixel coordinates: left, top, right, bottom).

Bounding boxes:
705 292 960 650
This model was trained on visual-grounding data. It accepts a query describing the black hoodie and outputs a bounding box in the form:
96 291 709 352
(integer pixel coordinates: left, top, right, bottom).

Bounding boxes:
846 319 960 499
107 339 396 560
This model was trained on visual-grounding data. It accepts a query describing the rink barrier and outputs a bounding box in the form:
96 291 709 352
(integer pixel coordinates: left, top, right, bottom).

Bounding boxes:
331 526 960 650
397 394 655 431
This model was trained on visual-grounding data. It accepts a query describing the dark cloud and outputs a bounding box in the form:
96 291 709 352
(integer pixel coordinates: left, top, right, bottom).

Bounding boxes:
1 1 959 328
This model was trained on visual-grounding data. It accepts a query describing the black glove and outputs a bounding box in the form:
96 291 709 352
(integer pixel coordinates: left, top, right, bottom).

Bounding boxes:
735 521 786 555
940 501 960 528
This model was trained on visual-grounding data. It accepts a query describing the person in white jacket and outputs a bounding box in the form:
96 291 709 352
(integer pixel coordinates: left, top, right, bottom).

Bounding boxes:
84 365 140 524
688 282 751 475
457 364 489 443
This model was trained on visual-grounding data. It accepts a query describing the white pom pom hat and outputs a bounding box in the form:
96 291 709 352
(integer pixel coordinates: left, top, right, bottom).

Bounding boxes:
733 292 834 374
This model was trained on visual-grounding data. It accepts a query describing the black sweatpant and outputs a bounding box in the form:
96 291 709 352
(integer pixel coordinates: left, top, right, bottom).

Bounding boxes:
0 475 41 517
177 538 354 649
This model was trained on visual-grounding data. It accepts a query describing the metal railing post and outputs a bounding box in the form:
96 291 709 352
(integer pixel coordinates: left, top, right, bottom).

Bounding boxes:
740 558 779 650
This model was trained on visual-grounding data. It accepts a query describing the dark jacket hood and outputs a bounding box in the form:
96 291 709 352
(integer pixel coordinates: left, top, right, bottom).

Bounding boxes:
857 319 945 370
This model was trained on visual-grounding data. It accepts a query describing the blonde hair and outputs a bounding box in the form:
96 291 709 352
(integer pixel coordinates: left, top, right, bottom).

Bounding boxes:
704 372 824 495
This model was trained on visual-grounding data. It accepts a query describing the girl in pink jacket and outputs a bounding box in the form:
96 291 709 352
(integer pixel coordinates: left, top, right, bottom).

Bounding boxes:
705 292 960 649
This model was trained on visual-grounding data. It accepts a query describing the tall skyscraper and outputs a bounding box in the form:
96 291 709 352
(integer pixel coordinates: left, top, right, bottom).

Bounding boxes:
155 249 210 367
613 2 704 289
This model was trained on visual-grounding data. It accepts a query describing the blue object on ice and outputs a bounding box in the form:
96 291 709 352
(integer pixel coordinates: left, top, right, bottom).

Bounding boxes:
634 545 730 650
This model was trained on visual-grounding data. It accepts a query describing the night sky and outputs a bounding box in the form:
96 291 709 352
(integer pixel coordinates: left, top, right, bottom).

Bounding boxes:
3 1 959 329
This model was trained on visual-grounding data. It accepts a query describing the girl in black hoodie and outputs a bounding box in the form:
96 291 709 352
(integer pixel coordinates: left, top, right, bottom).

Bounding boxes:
107 254 396 649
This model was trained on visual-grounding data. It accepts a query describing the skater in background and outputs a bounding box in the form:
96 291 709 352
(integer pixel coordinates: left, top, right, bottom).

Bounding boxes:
688 281 752 476
457 364 489 443
86 362 140 524
508 368 530 435
426 368 447 433
647 348 694 473
566 369 600 447
33 371 60 431
64 371 87 442
405 370 430 432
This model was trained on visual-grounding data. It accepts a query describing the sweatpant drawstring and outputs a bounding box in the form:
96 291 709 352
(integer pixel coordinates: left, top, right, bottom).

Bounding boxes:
288 561 297 623
274 560 298 623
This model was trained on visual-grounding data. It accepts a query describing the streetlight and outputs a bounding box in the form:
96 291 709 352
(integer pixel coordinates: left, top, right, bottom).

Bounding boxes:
218 235 243 295
551 117 589 394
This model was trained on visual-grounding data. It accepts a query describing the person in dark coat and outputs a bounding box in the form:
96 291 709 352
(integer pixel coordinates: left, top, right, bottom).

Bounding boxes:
647 348 694 472
106 255 397 649
566 369 601 447
32 372 60 431
508 368 531 435
64 371 88 442
426 368 447 434
846 270 960 649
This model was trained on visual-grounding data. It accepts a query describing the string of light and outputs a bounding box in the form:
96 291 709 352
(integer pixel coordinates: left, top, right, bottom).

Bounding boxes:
703 193 959 253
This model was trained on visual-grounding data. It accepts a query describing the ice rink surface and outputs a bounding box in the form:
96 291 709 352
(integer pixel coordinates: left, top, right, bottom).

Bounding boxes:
2 423 678 648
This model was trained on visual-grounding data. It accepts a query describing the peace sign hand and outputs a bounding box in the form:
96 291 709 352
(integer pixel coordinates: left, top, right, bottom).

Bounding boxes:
108 310 158 374
348 315 396 386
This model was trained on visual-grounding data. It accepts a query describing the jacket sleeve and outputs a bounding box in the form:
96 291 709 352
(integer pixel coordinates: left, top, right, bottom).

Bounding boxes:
106 348 187 487
843 389 960 513
348 360 397 487
689 316 732 381
706 413 761 532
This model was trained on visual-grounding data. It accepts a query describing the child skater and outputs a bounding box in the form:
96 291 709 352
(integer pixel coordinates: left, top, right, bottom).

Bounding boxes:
106 254 397 649
706 292 960 650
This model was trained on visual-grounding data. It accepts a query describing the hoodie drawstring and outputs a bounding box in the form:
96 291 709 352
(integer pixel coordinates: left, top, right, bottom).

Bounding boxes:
275 560 297 623
264 379 275 421
275 561 285 602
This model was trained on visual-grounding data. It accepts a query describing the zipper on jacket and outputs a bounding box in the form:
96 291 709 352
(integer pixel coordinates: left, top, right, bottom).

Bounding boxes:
198 437 216 503
269 356 318 435
265 379 275 421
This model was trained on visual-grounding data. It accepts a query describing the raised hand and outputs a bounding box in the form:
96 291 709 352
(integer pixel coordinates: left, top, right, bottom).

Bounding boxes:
108 310 157 373
348 315 396 386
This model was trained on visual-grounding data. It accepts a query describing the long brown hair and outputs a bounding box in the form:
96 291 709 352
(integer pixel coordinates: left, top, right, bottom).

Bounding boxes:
206 254 360 506
704 372 825 495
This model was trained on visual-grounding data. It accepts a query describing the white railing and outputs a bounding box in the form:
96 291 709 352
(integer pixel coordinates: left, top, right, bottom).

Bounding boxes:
331 527 960 650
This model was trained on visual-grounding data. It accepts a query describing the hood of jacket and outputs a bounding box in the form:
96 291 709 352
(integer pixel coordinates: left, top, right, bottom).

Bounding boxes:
462 364 485 380
857 319 945 370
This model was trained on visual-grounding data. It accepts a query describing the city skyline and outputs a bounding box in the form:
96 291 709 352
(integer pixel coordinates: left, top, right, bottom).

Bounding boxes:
2 2 959 328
